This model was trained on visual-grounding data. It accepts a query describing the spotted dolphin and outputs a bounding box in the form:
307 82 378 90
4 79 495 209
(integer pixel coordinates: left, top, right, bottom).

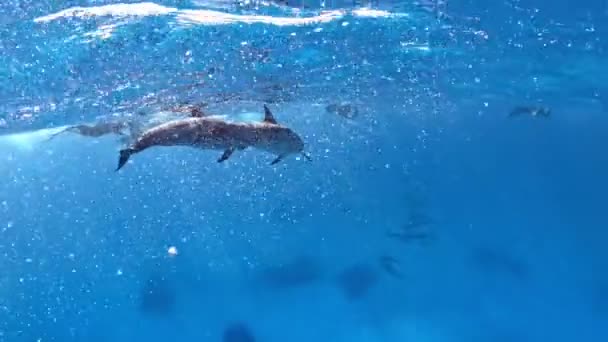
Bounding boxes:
116 104 310 171
46 121 131 141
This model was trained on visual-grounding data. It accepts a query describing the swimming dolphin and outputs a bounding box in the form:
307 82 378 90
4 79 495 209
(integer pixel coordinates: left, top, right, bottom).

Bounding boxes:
325 102 359 119
509 106 551 118
115 104 310 171
46 121 132 141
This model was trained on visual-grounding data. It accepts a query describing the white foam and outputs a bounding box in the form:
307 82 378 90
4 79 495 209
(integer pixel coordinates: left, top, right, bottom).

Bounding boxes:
176 8 344 26
352 8 408 18
33 2 408 27
33 3 178 23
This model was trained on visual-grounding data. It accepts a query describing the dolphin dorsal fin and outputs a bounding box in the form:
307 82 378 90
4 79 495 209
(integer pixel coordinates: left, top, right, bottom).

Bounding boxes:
263 105 278 125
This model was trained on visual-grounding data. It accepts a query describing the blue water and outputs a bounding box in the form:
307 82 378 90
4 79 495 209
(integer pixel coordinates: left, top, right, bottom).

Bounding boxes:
1 0 607 341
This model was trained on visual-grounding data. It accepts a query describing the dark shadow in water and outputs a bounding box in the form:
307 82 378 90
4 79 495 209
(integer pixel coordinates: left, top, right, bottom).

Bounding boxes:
223 322 256 342
336 263 379 301
470 246 530 280
138 274 176 316
257 255 323 290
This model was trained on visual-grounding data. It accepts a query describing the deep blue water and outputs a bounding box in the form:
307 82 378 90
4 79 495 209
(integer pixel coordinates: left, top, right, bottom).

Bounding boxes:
1 0 607 341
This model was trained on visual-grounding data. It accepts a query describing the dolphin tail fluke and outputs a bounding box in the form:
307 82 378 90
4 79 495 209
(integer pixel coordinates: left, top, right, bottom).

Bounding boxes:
508 106 527 117
116 148 135 171
509 106 534 117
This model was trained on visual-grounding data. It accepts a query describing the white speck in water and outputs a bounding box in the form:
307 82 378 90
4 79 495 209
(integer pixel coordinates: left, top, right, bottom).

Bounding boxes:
342 21 349 27
313 27 323 33
385 164 391 169
167 246 178 256
484 102 489 107
25 258 33 263
259 213 265 218
116 269 123 276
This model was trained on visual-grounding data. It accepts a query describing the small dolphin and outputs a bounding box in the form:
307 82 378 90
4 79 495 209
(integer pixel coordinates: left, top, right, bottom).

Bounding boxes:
46 121 131 141
116 104 311 171
509 106 551 118
326 102 359 120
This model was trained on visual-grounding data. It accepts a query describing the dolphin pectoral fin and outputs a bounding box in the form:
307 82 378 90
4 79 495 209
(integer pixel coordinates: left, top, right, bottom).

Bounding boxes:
301 152 312 162
270 155 284 165
218 147 235 163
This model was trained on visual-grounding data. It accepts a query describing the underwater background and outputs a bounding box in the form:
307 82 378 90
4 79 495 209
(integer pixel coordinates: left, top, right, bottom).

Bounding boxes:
1 0 607 341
